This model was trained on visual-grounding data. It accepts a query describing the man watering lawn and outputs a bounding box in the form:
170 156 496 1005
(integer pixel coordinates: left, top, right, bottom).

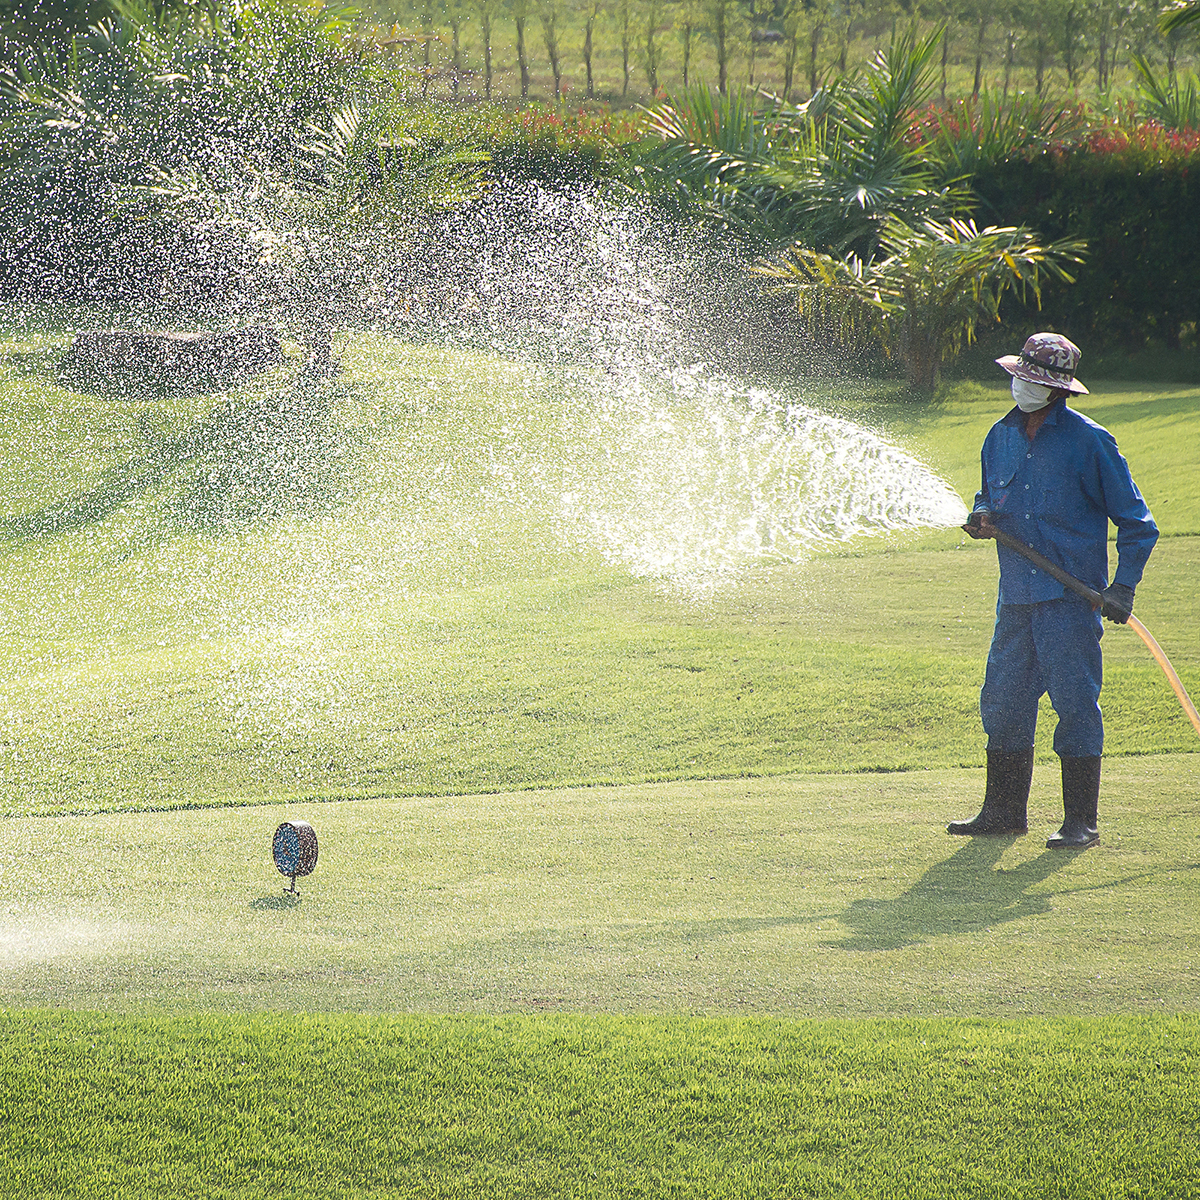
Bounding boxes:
951 333 1159 848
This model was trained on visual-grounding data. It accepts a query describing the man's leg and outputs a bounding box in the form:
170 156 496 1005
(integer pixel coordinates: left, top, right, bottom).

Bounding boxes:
1036 599 1104 848
949 605 1041 836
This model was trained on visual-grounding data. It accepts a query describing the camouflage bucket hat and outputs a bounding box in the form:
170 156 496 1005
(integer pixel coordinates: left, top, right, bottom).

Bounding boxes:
996 332 1089 395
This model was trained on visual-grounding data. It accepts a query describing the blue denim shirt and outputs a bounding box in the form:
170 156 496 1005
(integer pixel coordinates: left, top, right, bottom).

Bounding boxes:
973 401 1158 605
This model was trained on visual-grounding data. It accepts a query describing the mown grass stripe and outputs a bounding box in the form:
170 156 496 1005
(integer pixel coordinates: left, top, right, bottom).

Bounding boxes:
3 1011 1198 1199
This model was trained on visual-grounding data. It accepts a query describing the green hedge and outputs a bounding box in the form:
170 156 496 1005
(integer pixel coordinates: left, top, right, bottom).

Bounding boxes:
975 131 1200 352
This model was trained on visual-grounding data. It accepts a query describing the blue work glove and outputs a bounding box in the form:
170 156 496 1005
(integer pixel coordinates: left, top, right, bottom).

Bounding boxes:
1099 582 1135 624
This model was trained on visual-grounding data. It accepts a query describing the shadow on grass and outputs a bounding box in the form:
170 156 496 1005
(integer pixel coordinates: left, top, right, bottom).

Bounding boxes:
828 837 1081 952
249 893 303 910
0 376 354 540
0 346 64 379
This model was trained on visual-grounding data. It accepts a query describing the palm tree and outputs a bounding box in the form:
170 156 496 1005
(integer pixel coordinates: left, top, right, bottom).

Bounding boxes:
756 217 1087 390
639 27 971 255
1132 53 1200 130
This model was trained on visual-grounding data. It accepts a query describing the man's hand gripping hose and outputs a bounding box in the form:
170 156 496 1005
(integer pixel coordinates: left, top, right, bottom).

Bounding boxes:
964 514 1200 739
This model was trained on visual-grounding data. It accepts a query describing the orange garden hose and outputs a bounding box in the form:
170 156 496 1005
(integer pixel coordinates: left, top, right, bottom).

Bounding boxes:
1127 615 1200 739
979 526 1200 742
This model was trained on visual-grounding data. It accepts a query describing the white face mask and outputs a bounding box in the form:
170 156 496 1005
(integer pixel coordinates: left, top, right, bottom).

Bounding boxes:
1012 377 1054 412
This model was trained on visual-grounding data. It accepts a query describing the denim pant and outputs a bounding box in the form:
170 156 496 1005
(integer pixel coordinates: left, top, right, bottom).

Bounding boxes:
980 597 1105 758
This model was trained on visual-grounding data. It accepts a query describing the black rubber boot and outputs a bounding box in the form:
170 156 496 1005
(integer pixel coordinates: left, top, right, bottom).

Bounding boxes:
1047 755 1101 848
947 747 1034 836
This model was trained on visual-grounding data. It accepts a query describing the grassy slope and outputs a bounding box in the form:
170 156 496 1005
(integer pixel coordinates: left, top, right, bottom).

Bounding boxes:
0 339 1195 817
3 1009 1198 1200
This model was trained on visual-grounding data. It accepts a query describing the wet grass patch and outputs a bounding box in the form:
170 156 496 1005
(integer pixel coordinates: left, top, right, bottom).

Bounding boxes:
3 761 1198 1017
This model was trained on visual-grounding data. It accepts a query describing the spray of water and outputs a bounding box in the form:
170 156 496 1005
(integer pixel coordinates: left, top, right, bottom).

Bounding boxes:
0 177 971 811
552 368 965 598
386 183 967 597
175 185 970 774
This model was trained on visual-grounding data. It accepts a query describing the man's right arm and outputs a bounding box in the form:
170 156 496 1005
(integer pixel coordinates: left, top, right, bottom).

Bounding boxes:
965 439 995 539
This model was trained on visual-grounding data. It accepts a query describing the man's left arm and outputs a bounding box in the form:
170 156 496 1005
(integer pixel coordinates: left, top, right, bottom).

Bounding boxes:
1093 431 1159 621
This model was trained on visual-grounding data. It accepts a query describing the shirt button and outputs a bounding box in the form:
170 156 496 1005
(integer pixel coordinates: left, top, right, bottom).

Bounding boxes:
1031 568 1037 574
1027 453 1032 459
1025 484 1030 489
1025 514 1030 519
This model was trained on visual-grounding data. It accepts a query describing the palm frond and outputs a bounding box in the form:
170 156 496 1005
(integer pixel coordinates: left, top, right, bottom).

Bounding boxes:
753 245 880 334
303 98 365 173
841 25 941 155
1161 2 1200 34
1132 54 1200 131
645 84 780 177
757 217 1087 389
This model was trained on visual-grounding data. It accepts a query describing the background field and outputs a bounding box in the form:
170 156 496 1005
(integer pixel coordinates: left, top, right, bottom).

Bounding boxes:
357 2 1200 110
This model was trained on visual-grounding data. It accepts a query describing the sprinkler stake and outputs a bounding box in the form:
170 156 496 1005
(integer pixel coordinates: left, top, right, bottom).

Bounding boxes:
273 821 319 900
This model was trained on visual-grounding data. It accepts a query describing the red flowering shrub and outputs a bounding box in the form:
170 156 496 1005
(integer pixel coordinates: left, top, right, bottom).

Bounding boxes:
460 104 649 157
1079 120 1200 161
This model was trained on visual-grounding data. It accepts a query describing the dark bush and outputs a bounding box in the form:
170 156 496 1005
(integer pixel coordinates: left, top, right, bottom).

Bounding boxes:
974 129 1200 352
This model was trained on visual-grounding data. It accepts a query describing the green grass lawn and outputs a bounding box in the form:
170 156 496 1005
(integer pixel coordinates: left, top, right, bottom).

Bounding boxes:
0 335 1195 816
1 327 1198 1197
3 1009 1198 1199
3 760 1199 1017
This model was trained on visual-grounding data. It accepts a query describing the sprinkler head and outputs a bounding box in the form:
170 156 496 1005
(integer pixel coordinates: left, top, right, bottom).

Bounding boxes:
273 820 318 897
